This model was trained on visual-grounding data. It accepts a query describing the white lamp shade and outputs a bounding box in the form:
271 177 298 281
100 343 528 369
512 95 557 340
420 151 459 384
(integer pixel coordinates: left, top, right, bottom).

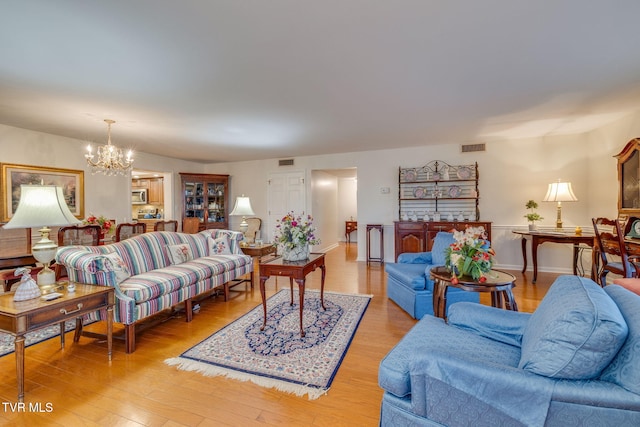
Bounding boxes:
3 185 81 229
543 181 578 203
229 195 255 216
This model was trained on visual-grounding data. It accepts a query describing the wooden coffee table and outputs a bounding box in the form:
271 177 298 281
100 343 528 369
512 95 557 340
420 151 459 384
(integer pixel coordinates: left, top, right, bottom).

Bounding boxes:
259 253 326 337
0 283 114 402
430 266 518 319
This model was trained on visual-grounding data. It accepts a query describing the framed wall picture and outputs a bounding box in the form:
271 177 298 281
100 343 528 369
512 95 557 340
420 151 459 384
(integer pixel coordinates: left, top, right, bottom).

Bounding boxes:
616 139 640 217
1 163 84 222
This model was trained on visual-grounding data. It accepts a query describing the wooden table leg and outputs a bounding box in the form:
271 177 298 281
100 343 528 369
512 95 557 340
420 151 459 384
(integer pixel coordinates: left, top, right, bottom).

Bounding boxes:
295 278 306 337
15 334 25 403
59 321 65 349
520 236 528 274
107 304 113 361
259 275 269 331
432 278 447 319
531 236 539 284
490 292 504 309
320 264 326 310
289 277 294 305
503 290 518 311
572 244 580 275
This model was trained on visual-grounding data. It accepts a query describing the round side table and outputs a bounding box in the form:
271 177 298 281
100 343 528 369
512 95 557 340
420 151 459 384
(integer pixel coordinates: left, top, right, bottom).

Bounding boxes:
430 266 518 319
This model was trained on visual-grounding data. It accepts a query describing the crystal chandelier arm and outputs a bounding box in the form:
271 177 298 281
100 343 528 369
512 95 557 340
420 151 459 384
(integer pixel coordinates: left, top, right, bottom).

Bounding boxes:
84 119 134 175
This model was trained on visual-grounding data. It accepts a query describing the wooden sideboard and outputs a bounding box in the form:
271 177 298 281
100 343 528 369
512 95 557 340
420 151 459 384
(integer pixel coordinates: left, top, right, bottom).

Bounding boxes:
394 221 492 261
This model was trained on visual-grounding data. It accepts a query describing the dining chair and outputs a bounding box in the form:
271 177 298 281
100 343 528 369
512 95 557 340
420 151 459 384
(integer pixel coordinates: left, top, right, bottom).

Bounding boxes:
182 217 200 234
55 224 102 280
116 222 147 242
592 217 640 286
154 220 178 232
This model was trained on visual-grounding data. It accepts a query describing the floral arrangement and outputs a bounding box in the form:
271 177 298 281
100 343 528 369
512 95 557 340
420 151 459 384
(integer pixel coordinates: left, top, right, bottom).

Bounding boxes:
444 226 495 283
274 212 321 249
83 214 114 235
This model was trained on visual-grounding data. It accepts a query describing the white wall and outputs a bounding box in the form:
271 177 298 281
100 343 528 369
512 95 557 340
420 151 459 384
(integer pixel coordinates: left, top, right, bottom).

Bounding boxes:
337 176 358 242
310 170 339 252
0 124 207 228
4 107 640 274
205 111 640 271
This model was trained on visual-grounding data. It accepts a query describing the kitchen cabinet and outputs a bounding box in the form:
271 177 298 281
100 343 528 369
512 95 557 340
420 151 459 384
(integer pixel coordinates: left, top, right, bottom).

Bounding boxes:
149 178 164 205
180 173 229 230
132 178 163 205
132 179 149 189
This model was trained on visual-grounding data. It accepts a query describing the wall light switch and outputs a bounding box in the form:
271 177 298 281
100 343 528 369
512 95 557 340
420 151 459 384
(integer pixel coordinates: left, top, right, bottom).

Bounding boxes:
380 187 390 194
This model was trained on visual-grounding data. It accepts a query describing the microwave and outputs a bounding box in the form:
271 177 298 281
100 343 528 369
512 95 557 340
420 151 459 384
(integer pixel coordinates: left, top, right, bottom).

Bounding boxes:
131 188 148 205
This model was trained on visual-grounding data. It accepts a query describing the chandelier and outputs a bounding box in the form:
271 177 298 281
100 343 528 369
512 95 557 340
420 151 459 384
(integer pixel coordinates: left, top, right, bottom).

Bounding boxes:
85 119 134 176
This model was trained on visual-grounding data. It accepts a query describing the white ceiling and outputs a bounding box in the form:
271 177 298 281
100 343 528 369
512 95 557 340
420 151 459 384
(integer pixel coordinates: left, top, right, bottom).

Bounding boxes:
2 1 640 164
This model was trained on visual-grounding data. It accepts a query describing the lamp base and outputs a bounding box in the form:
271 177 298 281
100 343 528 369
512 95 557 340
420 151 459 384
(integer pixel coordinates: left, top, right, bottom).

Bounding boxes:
37 266 56 287
555 203 563 230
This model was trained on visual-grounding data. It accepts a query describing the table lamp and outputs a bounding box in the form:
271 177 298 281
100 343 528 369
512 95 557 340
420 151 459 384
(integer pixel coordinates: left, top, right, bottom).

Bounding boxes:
229 194 255 237
543 179 578 229
2 185 80 286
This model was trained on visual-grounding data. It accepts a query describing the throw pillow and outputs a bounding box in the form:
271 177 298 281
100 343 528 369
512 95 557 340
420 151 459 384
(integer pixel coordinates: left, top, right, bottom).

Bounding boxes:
166 243 194 265
519 275 628 380
98 252 131 284
207 235 232 255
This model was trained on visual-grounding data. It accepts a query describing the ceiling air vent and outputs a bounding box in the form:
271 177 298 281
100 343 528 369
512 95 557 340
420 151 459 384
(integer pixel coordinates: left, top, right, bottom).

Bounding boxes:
461 143 486 153
279 159 294 166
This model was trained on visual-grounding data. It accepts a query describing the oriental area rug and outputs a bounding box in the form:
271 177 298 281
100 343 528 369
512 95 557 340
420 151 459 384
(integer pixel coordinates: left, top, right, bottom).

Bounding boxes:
0 320 82 357
165 289 371 400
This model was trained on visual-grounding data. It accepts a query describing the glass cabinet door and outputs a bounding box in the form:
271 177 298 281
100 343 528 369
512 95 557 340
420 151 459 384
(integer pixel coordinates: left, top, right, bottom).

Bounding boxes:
206 182 226 224
181 173 229 230
184 181 205 223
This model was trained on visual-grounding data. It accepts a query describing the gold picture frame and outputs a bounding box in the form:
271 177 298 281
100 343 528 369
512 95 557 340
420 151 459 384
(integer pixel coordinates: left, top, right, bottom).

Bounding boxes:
1 163 84 222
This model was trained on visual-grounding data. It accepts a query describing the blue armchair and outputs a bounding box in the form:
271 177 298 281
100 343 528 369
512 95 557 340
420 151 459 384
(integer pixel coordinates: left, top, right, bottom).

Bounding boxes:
378 275 640 426
385 232 479 319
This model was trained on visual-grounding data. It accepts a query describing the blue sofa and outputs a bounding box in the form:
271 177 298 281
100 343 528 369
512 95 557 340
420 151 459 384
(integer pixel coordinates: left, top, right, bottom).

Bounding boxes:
379 275 640 426
385 232 479 319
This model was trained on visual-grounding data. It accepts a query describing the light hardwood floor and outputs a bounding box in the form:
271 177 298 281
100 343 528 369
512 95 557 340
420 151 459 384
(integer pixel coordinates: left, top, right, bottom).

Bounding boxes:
0 243 557 426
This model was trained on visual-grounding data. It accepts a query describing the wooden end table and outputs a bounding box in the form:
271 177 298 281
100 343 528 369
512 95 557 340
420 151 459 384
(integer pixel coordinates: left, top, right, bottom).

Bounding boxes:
259 253 326 337
241 243 278 288
430 266 518 319
0 283 114 402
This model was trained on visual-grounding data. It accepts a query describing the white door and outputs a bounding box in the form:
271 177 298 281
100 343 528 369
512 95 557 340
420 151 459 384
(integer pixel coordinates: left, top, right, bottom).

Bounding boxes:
267 171 306 242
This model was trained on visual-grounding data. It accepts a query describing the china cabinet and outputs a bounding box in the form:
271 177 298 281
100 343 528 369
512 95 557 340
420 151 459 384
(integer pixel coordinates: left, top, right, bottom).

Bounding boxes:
394 160 490 260
179 173 229 230
398 160 479 221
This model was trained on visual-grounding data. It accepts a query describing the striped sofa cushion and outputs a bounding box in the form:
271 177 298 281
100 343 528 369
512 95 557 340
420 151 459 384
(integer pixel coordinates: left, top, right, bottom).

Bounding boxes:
119 254 249 303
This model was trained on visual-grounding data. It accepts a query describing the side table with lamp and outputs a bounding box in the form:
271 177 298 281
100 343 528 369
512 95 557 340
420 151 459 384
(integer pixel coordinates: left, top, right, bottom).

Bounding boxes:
228 194 257 291
0 184 114 403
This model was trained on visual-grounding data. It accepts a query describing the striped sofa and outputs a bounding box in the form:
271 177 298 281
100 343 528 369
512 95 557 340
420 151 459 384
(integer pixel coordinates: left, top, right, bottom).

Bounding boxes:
55 229 252 353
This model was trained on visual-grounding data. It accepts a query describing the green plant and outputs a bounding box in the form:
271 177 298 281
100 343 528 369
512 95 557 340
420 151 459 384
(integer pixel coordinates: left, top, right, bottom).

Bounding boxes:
524 200 543 224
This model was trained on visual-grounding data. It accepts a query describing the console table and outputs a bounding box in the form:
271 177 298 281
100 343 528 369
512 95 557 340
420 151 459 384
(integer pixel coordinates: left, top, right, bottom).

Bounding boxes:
345 221 357 244
512 230 595 283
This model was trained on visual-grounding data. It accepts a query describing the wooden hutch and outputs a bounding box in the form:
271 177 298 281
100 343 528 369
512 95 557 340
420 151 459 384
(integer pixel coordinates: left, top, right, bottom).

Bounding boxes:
394 160 491 261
